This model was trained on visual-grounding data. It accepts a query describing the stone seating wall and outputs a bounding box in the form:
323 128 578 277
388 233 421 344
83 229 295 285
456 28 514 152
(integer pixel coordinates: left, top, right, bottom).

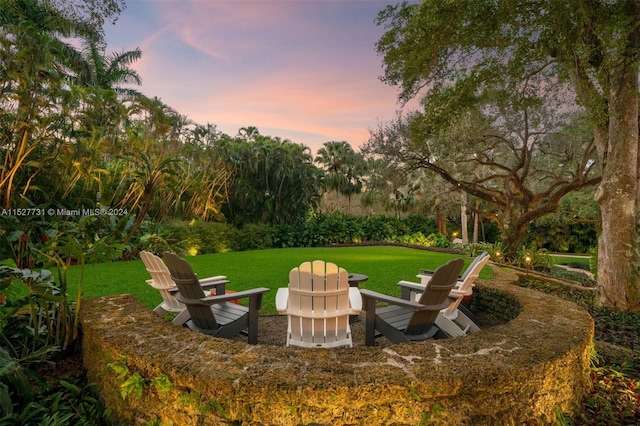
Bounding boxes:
80 266 594 425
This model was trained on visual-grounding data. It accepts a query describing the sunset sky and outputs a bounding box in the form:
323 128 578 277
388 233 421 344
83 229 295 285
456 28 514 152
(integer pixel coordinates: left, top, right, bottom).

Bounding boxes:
103 0 413 154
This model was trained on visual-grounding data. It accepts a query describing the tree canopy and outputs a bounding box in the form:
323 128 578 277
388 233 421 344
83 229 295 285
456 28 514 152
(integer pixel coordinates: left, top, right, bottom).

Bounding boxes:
374 0 640 310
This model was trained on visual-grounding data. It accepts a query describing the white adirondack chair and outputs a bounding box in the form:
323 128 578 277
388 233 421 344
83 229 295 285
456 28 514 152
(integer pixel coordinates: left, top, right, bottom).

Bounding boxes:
275 260 362 348
398 252 490 337
140 251 227 325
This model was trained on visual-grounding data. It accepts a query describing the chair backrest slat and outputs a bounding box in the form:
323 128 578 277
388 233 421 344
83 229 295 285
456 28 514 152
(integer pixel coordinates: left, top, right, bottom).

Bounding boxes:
407 258 464 335
459 252 490 282
163 252 218 331
287 260 352 347
140 251 176 290
140 250 184 312
443 252 490 316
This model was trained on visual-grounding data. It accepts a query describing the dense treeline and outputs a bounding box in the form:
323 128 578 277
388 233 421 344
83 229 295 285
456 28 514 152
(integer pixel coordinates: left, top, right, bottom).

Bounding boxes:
0 0 600 268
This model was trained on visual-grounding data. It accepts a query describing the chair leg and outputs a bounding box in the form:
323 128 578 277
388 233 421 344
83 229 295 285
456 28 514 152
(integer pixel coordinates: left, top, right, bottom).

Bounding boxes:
435 314 466 338
171 309 191 326
453 311 481 333
247 294 263 344
153 305 167 316
364 297 377 346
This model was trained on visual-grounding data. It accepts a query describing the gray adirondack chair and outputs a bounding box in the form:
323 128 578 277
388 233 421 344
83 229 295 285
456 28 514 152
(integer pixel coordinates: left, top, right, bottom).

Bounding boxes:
398 252 490 337
162 252 269 344
360 258 464 346
140 251 228 325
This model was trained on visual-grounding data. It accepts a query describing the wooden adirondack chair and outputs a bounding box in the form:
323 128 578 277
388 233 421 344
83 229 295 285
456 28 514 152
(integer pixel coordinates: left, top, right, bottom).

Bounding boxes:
140 251 228 325
162 252 269 344
360 258 464 346
275 260 362 348
398 252 490 337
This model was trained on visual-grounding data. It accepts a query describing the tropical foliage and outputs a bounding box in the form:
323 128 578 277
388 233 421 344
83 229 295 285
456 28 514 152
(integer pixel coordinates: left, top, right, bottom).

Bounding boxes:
1 1 634 424
218 133 322 226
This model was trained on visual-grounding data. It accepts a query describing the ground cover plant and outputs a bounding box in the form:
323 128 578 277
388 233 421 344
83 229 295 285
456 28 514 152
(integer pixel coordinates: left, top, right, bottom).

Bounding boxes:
518 273 640 425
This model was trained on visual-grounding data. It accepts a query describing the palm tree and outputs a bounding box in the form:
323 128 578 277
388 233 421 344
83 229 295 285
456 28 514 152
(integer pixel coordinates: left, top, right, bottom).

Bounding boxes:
130 96 184 143
315 141 364 212
81 38 142 98
219 136 321 225
315 141 351 197
0 0 97 208
237 126 260 141
117 150 183 242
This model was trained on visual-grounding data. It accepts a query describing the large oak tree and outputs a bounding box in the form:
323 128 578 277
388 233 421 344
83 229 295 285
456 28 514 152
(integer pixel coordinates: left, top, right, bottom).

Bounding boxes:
374 0 640 310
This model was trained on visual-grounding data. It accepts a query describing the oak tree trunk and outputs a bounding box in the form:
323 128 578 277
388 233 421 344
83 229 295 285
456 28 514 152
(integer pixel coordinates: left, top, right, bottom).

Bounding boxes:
594 63 640 310
472 200 480 244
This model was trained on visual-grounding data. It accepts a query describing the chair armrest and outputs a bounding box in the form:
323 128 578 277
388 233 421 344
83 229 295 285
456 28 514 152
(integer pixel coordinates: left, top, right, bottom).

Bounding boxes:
359 289 426 310
449 286 473 298
200 280 230 295
206 287 270 304
177 287 270 305
397 280 425 300
360 289 453 312
168 280 230 296
397 280 426 291
199 275 228 285
275 288 289 313
198 275 229 295
348 287 362 312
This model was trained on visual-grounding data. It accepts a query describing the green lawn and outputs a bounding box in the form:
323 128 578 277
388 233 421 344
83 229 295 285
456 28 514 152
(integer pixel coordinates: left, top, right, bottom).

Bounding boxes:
550 254 591 270
66 246 492 315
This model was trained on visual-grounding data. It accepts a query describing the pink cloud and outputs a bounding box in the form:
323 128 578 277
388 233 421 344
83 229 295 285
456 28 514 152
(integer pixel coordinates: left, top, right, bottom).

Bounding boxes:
105 1 406 152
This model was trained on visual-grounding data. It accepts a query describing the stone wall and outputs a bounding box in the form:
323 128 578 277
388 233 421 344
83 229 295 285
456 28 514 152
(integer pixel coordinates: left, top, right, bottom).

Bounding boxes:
80 266 594 425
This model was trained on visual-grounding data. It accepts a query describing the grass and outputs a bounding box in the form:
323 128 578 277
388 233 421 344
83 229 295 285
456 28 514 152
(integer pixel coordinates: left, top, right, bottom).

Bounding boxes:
66 246 491 315
551 254 591 271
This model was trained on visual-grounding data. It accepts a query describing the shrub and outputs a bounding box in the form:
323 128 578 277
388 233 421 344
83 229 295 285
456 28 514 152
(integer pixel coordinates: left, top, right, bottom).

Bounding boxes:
188 221 237 254
137 222 176 255
402 215 438 236
550 266 597 287
233 224 276 251
0 262 107 423
360 215 396 241
425 232 451 248
514 245 553 271
392 231 431 246
152 213 447 253
525 218 597 254
301 212 364 246
272 223 307 248
0 379 109 425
